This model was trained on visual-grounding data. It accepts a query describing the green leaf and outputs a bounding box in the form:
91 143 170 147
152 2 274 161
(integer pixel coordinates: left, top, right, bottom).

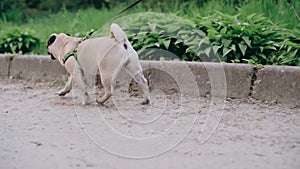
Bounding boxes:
242 59 256 64
222 39 232 48
199 37 210 47
223 48 232 57
283 41 300 49
196 49 205 56
18 42 22 49
184 36 196 44
220 27 227 35
177 30 190 35
230 44 236 52
154 42 160 47
231 59 240 63
259 47 264 53
242 36 251 47
258 54 267 60
238 43 247 56
246 13 257 21
264 46 277 51
193 29 206 37
148 23 156 32
212 45 222 55
207 29 216 40
174 39 183 45
287 49 298 58
205 47 211 56
163 39 171 49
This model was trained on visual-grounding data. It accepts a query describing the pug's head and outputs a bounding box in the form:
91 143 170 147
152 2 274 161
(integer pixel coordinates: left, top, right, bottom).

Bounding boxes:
47 33 80 61
47 34 57 60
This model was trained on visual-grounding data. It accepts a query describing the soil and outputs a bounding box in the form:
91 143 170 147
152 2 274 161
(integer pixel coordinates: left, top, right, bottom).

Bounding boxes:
0 77 299 169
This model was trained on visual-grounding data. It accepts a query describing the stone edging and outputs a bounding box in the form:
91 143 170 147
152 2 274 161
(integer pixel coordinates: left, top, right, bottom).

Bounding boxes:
0 54 299 105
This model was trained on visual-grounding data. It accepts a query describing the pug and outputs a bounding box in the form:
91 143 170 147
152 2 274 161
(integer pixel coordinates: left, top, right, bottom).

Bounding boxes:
47 23 150 105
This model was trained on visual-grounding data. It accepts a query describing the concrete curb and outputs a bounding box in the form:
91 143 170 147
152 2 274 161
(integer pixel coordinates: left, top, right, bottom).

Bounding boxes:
1 54 67 81
252 65 300 105
0 54 14 77
1 54 299 104
140 61 253 99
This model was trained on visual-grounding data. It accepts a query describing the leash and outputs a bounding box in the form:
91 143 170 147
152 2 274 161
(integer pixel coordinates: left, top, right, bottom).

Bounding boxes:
63 0 145 64
110 0 144 22
80 0 144 43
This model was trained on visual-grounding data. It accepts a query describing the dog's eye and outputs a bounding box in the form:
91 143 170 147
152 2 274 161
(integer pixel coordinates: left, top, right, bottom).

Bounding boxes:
66 33 71 36
47 35 56 47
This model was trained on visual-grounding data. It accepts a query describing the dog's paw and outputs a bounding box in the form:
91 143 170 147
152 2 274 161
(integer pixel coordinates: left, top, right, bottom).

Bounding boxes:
55 91 66 96
82 101 90 106
57 90 68 96
96 99 105 106
82 96 91 106
58 92 67 96
141 99 150 105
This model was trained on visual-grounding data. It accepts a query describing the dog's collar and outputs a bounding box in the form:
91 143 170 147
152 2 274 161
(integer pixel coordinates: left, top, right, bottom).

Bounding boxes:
62 48 78 64
62 34 92 64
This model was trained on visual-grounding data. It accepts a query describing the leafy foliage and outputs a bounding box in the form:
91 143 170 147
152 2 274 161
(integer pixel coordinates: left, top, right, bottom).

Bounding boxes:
194 11 300 66
120 13 200 61
0 29 40 54
120 11 300 66
0 0 299 66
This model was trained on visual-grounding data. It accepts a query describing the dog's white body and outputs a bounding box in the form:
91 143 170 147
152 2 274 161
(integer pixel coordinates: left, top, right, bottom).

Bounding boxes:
47 23 150 105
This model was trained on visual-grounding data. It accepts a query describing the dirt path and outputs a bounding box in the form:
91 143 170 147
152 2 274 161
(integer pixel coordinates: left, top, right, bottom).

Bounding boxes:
0 78 299 169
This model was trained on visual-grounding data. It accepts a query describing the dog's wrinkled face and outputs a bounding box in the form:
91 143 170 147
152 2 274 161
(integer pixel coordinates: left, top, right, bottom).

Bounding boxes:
47 33 79 62
47 34 57 60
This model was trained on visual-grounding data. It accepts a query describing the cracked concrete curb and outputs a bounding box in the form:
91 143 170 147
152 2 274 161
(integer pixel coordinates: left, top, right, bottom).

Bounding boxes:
0 54 299 104
0 54 13 77
252 65 300 105
0 54 67 81
140 61 253 99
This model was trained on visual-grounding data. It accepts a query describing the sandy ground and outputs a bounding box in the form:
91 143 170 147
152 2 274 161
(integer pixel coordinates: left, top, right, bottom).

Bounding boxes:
0 77 300 169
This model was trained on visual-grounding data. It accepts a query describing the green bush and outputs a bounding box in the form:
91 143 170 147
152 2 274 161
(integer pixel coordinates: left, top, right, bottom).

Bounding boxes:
1 0 298 66
0 29 40 54
118 13 201 61
194 11 300 66
121 11 300 66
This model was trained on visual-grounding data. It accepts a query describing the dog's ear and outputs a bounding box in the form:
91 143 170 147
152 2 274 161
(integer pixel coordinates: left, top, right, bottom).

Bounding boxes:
47 35 56 47
48 51 56 60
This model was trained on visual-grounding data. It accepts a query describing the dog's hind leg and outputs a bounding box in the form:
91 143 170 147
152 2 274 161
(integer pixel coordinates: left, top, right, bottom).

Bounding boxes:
125 53 150 105
58 76 73 96
73 64 91 105
96 74 113 105
133 72 150 105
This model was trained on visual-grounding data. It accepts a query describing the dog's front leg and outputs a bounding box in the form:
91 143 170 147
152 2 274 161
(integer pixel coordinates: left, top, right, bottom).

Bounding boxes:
58 75 72 96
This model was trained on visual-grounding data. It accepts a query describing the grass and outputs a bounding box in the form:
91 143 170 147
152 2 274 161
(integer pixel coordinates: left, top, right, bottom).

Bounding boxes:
0 0 299 55
22 7 132 54
237 0 300 30
0 5 147 54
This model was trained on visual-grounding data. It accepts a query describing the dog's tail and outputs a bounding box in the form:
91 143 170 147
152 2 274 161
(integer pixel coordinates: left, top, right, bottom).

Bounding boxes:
110 24 131 88
110 23 129 50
